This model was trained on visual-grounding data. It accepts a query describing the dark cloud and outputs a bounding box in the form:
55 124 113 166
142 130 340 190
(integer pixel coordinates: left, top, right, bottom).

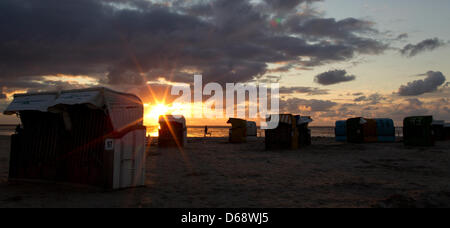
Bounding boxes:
263 0 320 13
314 70 356 85
130 83 179 104
353 93 386 105
396 33 409 41
0 0 388 93
406 98 423 107
354 96 367 102
281 98 337 112
289 17 376 40
0 75 102 94
0 88 6 99
0 87 8 112
268 63 297 73
285 17 387 58
0 102 8 114
398 71 447 96
250 75 281 83
400 38 446 57
279 86 329 95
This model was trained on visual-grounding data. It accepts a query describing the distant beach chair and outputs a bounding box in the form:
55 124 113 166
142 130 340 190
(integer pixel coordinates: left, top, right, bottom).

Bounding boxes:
403 116 435 146
159 115 187 147
227 118 247 143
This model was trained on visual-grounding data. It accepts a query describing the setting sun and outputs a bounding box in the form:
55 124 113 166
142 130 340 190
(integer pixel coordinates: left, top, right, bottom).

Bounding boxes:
145 103 170 126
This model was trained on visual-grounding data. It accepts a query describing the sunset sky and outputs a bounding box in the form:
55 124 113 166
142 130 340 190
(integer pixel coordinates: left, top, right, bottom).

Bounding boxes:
0 0 449 126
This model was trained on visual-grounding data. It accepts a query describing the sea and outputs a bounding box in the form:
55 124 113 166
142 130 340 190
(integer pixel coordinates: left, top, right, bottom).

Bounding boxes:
147 126 337 138
0 125 404 138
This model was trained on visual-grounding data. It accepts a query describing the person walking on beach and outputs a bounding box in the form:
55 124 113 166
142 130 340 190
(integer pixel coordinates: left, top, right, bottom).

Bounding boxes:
204 125 209 137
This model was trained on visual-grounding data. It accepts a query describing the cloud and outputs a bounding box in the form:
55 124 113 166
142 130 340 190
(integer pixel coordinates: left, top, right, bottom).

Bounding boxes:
396 33 409 41
385 98 448 123
279 86 329 95
268 63 297 73
286 17 387 58
354 93 386 105
314 70 356 85
251 75 281 83
406 98 423 107
400 38 446 57
0 0 388 94
0 87 6 99
280 98 337 112
354 96 367 102
398 71 447 96
276 95 450 126
263 0 321 13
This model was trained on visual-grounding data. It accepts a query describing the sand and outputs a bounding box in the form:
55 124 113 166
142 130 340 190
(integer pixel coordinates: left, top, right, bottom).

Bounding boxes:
0 135 449 208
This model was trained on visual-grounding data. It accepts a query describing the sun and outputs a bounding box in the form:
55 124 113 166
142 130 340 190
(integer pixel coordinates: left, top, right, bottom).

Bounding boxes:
144 103 170 126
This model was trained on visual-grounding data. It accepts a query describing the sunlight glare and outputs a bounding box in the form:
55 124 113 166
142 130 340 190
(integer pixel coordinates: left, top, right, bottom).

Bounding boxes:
145 103 170 125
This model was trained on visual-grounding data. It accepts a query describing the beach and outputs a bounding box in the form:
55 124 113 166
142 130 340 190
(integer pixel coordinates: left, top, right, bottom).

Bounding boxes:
1 135 449 208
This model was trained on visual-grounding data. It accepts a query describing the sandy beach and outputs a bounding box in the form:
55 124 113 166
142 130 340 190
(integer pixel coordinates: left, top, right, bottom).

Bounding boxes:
0 135 449 208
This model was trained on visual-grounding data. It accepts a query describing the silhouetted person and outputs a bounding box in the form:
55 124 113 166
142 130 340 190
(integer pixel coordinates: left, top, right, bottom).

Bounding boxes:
204 126 208 137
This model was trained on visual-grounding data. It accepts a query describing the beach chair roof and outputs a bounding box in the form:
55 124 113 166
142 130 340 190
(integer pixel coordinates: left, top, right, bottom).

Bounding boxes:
295 116 313 125
266 114 294 124
227 118 247 128
432 120 445 125
159 115 186 126
3 87 143 131
347 117 367 125
246 121 257 127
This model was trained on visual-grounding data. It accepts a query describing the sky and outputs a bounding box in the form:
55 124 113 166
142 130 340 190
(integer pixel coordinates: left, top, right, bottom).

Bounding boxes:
0 0 449 126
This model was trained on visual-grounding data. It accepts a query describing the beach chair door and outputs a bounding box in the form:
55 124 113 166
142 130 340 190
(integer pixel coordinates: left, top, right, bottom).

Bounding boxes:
112 129 146 189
